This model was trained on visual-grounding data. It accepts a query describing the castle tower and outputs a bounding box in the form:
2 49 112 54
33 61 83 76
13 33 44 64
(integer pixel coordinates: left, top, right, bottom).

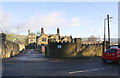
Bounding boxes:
41 27 44 34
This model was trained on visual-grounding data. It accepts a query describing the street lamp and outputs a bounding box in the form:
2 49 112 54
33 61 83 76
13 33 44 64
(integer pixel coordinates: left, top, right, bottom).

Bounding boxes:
103 18 107 52
110 17 113 19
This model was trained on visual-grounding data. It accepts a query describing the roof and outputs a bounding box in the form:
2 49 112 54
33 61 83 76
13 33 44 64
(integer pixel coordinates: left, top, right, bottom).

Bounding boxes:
88 35 97 38
36 33 73 42
37 33 48 38
48 34 58 38
61 36 72 41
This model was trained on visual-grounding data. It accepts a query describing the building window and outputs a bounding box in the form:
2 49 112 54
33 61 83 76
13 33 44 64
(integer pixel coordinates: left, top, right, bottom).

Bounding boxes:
54 39 56 41
42 38 46 42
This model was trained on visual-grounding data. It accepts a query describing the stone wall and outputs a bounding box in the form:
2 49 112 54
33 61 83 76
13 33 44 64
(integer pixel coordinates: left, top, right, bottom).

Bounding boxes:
46 41 103 58
2 40 20 58
19 44 25 51
77 44 102 57
46 42 77 58
0 33 25 58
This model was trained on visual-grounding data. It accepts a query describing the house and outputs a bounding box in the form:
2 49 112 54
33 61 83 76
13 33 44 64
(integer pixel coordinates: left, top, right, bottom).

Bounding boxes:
37 27 73 45
27 30 36 44
27 27 73 45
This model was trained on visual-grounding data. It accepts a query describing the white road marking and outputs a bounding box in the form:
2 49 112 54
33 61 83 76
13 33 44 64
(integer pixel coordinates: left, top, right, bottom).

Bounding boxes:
69 67 112 74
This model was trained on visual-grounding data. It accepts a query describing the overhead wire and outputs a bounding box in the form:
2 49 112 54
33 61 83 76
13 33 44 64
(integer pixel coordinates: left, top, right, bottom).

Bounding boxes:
84 2 106 15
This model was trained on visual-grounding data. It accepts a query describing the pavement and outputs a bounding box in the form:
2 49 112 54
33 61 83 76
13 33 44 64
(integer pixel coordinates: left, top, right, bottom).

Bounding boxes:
2 49 120 78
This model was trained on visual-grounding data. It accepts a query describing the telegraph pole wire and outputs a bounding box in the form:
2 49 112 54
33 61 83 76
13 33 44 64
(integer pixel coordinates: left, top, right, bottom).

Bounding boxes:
84 2 106 15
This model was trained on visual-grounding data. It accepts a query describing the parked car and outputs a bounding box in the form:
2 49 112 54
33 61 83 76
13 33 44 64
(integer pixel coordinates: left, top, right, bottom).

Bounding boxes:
101 47 120 64
110 46 118 49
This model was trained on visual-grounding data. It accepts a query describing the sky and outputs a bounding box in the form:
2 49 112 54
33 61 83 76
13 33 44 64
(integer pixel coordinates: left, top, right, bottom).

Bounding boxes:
1 2 118 38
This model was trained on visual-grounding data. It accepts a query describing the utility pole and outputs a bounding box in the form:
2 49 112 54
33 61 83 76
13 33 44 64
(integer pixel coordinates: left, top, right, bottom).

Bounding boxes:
103 18 106 52
17 26 19 43
107 14 110 47
107 14 113 47
103 15 113 51
18 26 19 35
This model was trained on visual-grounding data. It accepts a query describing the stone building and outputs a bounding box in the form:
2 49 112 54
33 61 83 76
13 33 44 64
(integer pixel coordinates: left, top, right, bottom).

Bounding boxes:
87 35 97 42
61 36 73 43
37 28 49 45
27 27 73 45
27 30 36 44
37 28 73 45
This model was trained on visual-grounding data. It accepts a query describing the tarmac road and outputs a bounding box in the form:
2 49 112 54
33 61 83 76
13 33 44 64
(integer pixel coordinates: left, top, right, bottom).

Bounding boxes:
2 49 120 78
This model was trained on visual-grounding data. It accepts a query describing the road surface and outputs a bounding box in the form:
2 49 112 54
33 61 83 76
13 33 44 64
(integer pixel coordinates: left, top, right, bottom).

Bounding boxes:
2 49 120 78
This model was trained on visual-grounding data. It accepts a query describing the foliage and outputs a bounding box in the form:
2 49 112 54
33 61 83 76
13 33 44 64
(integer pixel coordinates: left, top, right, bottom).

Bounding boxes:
6 34 27 45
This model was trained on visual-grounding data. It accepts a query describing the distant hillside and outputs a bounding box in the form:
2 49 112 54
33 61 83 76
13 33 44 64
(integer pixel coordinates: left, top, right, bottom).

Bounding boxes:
6 34 27 45
82 37 118 44
111 38 118 44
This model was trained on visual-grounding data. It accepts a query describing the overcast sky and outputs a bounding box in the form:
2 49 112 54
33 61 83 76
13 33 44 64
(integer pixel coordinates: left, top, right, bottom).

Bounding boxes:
1 2 118 38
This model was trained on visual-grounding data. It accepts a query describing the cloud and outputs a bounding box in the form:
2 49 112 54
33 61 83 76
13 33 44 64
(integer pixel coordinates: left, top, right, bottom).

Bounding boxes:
88 28 103 32
0 11 12 27
0 11 15 34
21 11 81 32
1 11 81 34
68 18 81 26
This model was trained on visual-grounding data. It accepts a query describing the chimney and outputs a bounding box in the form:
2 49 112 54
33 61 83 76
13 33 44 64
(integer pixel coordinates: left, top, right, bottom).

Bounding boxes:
28 30 30 35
